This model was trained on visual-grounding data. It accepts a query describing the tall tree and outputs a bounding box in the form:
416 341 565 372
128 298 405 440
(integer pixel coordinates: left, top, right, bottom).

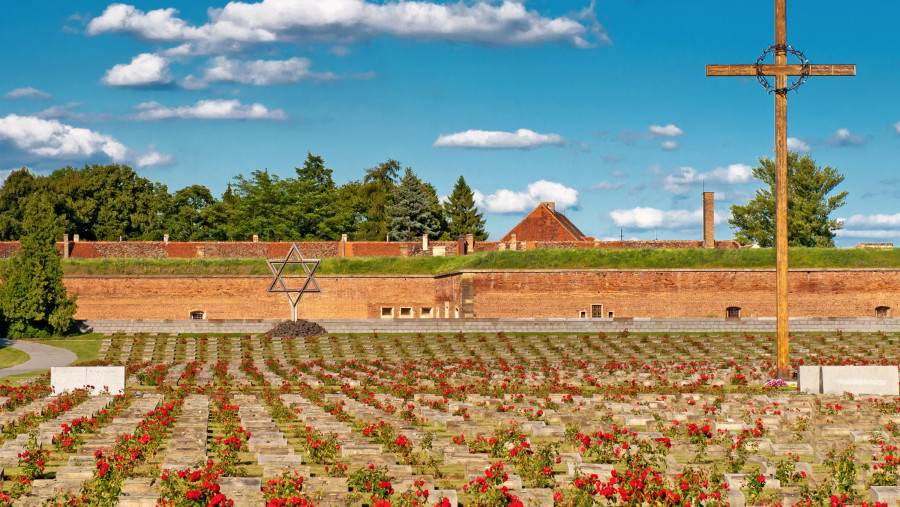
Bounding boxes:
230 169 297 240
729 153 848 247
388 167 437 241
0 168 37 240
358 159 400 240
162 185 216 240
293 153 352 240
51 164 168 240
0 196 77 337
442 175 488 240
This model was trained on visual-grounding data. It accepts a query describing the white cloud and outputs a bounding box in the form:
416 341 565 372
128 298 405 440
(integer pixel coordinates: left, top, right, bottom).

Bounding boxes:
895 122 900 135
616 124 684 145
836 230 898 239
434 129 564 149
787 137 810 152
659 140 678 151
610 207 722 230
133 99 287 120
827 128 866 147
4 87 52 100
86 1 604 54
649 124 683 137
0 114 128 160
663 163 753 194
102 53 173 87
203 56 336 85
178 75 208 90
592 181 626 191
841 213 900 229
473 180 578 214
135 146 175 167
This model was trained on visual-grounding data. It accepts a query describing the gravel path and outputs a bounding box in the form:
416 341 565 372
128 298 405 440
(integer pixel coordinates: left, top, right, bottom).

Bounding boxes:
0 339 77 379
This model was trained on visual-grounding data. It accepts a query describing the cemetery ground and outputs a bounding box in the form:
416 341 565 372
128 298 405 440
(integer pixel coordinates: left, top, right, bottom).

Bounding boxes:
1 331 900 506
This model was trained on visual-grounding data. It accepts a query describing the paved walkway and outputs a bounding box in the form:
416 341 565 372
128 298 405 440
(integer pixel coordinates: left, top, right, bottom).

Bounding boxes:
0 339 77 378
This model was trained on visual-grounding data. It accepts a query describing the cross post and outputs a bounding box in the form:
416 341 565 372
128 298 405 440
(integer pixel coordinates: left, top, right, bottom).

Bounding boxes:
706 0 854 379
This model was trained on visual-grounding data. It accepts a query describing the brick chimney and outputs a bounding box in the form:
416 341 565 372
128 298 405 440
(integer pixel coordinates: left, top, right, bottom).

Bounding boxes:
703 192 714 248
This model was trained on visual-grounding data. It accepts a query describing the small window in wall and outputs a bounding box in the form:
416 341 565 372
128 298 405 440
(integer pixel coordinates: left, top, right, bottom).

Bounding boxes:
399 307 412 318
421 307 432 318
726 307 741 319
579 311 586 318
591 304 603 318
876 306 890 317
608 311 614 318
454 307 459 318
381 307 393 319
189 310 205 320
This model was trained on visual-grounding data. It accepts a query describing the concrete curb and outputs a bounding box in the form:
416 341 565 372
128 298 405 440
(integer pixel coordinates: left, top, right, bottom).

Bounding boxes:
78 317 900 335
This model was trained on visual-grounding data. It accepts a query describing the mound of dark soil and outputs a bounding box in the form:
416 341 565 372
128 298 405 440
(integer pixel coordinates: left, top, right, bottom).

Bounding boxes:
264 319 327 338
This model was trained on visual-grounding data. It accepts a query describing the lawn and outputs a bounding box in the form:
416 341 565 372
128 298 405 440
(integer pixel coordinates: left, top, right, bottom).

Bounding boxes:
0 344 29 368
0 338 103 382
21 247 900 277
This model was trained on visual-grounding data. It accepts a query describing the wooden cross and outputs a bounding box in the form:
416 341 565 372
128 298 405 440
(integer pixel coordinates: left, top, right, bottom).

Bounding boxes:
706 0 854 379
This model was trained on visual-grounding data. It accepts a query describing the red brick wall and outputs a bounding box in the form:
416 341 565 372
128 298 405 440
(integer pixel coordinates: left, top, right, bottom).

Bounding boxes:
0 240 740 259
64 269 900 321
66 275 446 320
469 270 899 319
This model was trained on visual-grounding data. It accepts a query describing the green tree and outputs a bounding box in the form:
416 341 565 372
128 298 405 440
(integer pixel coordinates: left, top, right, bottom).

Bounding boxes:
51 164 169 240
729 153 848 247
358 159 399 241
442 175 488 240
0 197 77 338
230 169 297 240
0 168 37 240
162 185 217 240
388 167 437 241
294 153 355 240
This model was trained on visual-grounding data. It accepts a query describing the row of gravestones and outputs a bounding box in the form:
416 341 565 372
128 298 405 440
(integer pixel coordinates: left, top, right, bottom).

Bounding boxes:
11 382 900 506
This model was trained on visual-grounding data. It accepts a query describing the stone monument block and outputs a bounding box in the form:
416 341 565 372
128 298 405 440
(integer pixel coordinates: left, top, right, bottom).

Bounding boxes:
798 365 898 396
51 366 125 396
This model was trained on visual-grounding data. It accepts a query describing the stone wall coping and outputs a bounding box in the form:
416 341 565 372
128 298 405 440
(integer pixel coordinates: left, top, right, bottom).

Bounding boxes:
79 317 900 335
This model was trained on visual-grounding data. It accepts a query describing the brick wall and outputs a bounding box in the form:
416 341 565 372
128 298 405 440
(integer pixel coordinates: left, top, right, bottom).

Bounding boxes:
469 269 899 319
66 275 454 321
0 239 740 259
64 269 900 321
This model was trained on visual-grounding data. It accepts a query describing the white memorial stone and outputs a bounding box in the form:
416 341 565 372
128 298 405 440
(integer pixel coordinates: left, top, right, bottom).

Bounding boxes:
799 365 898 396
51 367 125 396
797 366 821 394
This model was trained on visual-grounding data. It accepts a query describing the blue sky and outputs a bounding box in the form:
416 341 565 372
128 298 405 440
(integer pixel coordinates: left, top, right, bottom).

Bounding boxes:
0 0 897 244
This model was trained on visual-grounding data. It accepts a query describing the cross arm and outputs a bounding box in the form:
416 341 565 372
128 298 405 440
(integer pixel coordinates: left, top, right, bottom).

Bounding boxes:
706 64 855 77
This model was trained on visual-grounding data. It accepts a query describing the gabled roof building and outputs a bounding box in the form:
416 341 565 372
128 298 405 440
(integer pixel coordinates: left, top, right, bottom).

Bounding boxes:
500 202 593 242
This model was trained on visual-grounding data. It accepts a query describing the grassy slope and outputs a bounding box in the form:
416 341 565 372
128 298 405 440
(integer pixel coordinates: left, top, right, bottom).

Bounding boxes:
39 247 900 276
0 345 29 369
0 338 103 382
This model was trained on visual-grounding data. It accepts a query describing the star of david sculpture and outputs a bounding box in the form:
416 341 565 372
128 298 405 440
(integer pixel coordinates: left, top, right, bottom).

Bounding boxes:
267 243 321 321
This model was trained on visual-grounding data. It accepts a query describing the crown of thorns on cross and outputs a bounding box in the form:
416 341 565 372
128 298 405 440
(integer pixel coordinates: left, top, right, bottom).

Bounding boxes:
266 243 321 308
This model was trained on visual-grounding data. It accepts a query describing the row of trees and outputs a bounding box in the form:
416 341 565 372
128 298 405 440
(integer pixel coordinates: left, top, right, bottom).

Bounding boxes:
0 154 488 243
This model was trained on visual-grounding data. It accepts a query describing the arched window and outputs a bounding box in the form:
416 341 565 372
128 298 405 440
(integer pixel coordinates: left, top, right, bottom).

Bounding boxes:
189 310 205 320
726 307 741 319
876 306 890 317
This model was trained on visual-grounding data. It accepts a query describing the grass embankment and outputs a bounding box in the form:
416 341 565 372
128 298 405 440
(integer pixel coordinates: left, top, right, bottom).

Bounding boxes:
17 247 900 276
0 337 103 382
0 344 29 369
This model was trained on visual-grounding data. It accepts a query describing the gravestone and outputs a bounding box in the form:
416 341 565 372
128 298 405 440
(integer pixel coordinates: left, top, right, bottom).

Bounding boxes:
51 366 125 395
798 365 899 395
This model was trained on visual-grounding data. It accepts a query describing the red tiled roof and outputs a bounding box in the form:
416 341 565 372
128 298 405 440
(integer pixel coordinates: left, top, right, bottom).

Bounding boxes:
500 203 591 242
